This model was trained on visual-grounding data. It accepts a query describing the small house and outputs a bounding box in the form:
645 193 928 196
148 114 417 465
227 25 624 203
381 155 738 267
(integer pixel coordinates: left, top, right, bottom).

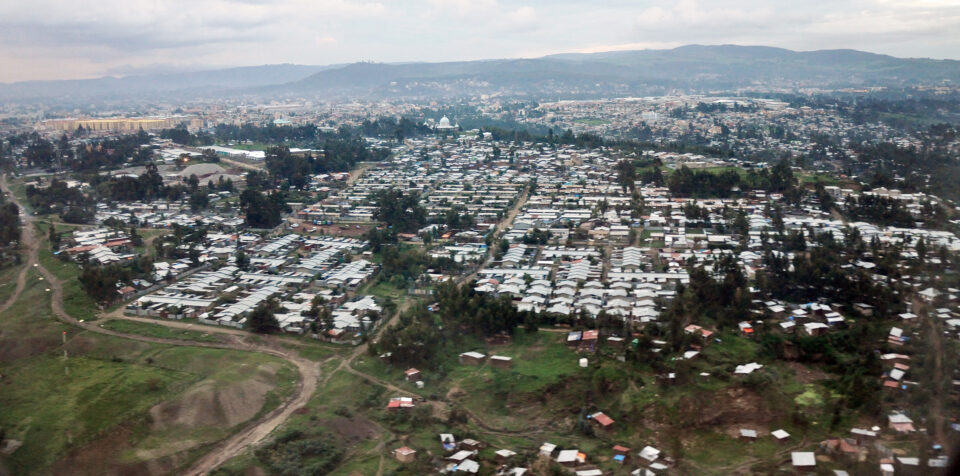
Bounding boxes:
888 413 915 433
490 355 513 369
460 438 481 451
394 446 417 463
589 412 615 429
459 351 486 365
556 449 586 467
495 449 517 463
404 368 421 382
791 452 816 470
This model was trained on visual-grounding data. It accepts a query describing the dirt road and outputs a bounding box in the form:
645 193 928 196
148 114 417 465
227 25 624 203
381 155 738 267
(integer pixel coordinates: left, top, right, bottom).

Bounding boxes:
0 178 36 314
0 175 320 476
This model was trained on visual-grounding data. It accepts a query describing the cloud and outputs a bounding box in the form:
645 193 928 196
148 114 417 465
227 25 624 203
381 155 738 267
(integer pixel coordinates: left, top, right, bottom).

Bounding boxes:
0 0 957 82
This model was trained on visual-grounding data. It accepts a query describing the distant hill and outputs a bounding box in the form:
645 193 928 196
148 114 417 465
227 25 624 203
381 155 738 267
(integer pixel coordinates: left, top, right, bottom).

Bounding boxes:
2 45 958 104
282 45 960 98
0 64 336 102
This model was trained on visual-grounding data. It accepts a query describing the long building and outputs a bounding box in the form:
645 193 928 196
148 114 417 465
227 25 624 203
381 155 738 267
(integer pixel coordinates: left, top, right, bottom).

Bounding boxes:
38 116 202 132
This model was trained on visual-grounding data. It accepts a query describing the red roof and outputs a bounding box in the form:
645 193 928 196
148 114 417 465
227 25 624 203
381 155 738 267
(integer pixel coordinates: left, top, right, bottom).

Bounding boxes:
582 330 599 341
592 412 614 427
612 445 630 453
405 368 420 376
66 245 98 254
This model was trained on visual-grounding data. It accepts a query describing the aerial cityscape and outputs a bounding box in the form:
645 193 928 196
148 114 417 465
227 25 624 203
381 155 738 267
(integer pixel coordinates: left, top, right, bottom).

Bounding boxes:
0 1 959 475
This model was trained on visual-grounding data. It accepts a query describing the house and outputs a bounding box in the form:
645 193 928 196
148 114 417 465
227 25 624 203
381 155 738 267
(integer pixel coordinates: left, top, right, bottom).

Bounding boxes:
394 446 417 463
459 351 486 365
404 368 421 382
791 452 816 470
460 438 481 451
684 324 715 340
638 446 661 464
612 445 630 464
387 397 415 410
589 412 615 429
448 450 477 463
539 442 557 457
804 322 829 336
888 412 915 433
490 355 513 369
771 429 790 443
556 449 586 467
740 428 758 441
118 286 137 300
495 449 517 463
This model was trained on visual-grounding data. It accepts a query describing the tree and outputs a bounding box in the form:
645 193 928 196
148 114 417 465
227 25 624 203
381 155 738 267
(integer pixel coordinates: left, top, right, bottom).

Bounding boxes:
48 224 60 250
615 160 636 191
240 189 289 228
372 189 426 233
235 248 250 271
189 189 209 212
246 300 280 333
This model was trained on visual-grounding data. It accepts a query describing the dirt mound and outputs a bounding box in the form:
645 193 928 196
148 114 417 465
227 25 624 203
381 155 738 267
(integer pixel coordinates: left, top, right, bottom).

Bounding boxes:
696 387 773 427
787 361 828 385
321 416 379 442
446 386 465 400
150 369 274 431
49 424 183 476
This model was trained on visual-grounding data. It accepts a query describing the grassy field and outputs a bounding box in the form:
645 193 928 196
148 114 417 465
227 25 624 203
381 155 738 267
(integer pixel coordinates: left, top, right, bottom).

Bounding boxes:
0 221 299 474
0 262 23 306
35 223 98 322
0 354 191 472
99 319 222 343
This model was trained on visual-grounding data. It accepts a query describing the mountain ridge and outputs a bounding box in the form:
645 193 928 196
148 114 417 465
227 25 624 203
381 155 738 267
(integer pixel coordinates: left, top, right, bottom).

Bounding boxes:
3 45 958 104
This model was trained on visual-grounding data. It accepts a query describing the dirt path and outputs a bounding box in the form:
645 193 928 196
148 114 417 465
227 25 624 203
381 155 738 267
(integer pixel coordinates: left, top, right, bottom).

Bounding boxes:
0 175 321 476
0 176 37 314
346 163 372 187
216 156 263 172
458 185 530 285
916 297 948 445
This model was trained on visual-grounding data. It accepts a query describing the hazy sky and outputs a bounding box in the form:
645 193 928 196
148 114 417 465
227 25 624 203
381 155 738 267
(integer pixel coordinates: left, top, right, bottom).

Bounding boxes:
1 0 958 82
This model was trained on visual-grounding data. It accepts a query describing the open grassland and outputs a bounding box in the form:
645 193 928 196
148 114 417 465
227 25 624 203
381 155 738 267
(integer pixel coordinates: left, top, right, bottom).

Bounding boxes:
0 233 298 475
100 319 222 343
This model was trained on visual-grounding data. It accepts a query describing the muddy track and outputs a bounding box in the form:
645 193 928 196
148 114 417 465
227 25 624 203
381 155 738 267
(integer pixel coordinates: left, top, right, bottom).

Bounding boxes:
0 176 319 476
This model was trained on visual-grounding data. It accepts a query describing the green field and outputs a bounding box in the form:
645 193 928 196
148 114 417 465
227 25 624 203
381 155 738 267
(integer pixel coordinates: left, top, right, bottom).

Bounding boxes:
0 212 299 474
100 319 222 343
36 223 98 321
0 354 191 471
